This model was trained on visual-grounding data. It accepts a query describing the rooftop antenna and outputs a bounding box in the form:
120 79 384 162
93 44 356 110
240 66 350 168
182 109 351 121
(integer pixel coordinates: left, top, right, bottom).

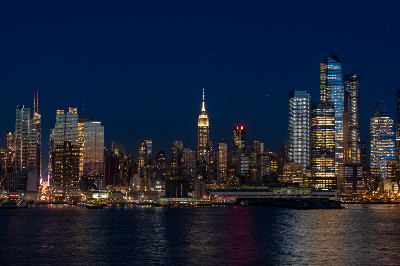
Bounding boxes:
34 93 35 113
37 91 38 114
82 95 85 116
203 86 204 101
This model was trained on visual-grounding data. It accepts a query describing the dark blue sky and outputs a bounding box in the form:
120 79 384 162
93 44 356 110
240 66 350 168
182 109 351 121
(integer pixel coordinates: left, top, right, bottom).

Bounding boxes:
1 1 399 169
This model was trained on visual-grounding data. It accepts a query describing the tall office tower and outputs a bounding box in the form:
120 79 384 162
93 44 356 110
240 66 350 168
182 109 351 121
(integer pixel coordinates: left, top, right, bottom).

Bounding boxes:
217 139 228 183
183 148 196 180
78 115 90 177
197 87 209 161
138 140 147 170
361 140 367 171
397 89 400 159
29 92 41 176
145 140 152 162
52 108 80 197
321 53 344 170
310 102 336 188
370 100 395 179
156 151 167 179
232 126 245 176
288 91 310 172
83 121 104 177
343 74 361 163
15 105 30 171
171 140 183 177
253 140 261 155
5 131 15 172
54 108 79 146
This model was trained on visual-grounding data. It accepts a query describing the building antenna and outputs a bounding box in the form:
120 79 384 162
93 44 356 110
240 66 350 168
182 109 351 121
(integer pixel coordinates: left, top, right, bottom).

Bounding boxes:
34 93 36 112
82 95 85 116
37 91 38 114
203 86 204 101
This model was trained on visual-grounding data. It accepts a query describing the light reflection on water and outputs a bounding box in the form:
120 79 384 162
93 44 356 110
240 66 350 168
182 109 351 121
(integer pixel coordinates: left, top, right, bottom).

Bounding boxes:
1 204 400 265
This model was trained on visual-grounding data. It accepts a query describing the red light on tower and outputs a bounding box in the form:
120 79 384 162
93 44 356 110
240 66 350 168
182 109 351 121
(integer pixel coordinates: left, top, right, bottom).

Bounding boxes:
241 126 243 130
236 126 238 130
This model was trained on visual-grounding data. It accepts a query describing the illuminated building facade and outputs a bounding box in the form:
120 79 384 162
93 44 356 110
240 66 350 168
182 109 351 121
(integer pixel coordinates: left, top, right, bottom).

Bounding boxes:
370 100 395 179
138 140 149 170
310 102 336 189
15 105 30 171
51 108 80 196
321 53 344 171
5 131 15 172
288 90 310 172
280 162 304 184
83 121 104 177
397 89 400 159
78 115 90 178
197 87 209 161
232 126 245 176
343 74 361 164
29 93 41 176
171 140 183 177
183 148 196 180
217 139 228 183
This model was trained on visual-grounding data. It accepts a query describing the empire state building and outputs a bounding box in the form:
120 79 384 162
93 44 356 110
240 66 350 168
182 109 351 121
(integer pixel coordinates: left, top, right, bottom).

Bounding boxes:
197 87 209 160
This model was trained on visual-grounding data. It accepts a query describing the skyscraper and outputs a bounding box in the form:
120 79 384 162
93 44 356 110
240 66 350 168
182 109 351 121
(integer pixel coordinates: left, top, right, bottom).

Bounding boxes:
343 74 361 164
397 89 400 160
51 108 80 197
217 139 228 183
15 105 30 171
310 102 336 188
370 100 395 179
321 53 344 170
232 126 245 176
83 121 104 177
288 90 310 172
197 87 209 161
171 140 183 177
29 92 41 176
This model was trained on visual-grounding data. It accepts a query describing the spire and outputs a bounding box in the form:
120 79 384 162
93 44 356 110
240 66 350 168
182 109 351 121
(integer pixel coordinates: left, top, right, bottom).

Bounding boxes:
34 93 35 112
201 86 206 112
36 91 39 114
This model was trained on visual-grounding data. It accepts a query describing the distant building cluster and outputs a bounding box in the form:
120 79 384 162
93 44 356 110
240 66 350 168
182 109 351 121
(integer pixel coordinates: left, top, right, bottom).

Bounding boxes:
1 53 399 198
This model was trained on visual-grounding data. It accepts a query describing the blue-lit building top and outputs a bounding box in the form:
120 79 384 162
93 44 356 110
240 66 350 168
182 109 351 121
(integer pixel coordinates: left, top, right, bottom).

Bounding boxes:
370 100 395 179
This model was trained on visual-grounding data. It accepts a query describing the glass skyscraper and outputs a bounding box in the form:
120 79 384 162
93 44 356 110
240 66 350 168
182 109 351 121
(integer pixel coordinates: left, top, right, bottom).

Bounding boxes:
288 90 310 172
310 102 336 188
370 100 395 179
15 105 30 171
343 74 361 164
321 53 344 169
83 121 104 177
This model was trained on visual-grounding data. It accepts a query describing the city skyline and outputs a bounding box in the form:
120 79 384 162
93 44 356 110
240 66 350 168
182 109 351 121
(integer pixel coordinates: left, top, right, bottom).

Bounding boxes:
1 1 400 167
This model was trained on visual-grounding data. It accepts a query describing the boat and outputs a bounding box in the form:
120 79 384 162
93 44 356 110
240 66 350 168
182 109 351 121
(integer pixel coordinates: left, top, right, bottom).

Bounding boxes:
240 200 248 206
1 195 20 208
77 201 87 207
86 198 103 209
17 199 28 208
68 200 75 206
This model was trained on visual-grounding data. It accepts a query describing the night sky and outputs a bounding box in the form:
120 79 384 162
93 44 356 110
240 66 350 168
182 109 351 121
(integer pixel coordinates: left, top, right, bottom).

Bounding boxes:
1 1 399 172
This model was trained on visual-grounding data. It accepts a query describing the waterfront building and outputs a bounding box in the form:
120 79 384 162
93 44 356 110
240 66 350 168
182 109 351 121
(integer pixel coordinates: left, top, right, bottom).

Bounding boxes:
83 121 104 177
197 87 209 161
138 140 147 170
280 162 304 184
15 105 30 171
232 126 245 176
310 102 336 189
156 150 167 179
288 90 310 172
370 100 395 179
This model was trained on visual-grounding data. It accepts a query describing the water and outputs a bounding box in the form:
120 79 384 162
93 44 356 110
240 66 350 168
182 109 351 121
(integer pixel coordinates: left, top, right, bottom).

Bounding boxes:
1 204 400 265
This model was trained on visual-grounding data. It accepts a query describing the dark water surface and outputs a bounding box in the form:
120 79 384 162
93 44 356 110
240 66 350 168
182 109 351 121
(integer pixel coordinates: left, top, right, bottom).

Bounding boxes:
1 204 400 265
